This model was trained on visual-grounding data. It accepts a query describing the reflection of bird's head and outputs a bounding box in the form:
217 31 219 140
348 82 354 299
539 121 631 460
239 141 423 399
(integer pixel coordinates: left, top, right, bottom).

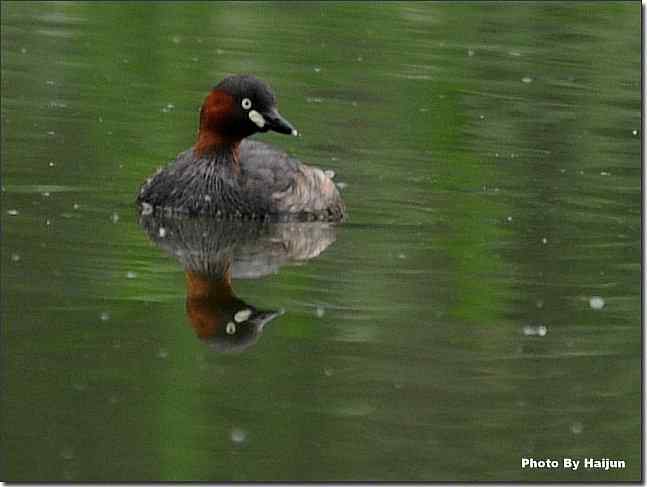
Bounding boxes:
185 271 283 353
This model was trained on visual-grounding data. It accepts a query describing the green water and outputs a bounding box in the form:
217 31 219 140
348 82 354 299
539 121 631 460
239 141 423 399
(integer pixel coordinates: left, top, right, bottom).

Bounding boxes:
1 1 641 481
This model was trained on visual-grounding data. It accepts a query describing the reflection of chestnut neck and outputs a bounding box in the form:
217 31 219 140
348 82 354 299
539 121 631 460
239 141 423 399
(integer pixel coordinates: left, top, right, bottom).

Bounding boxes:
185 269 241 339
186 268 234 301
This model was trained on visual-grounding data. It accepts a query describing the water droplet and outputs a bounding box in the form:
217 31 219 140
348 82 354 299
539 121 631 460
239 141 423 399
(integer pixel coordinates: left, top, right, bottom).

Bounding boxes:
100 311 111 322
523 325 547 337
570 421 583 434
230 427 247 444
7 209 19 216
60 446 75 460
589 296 605 310
48 100 67 109
141 202 153 215
126 271 137 279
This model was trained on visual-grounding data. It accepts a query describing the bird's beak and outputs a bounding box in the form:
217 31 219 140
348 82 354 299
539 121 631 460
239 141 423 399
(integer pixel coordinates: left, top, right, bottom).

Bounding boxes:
258 308 285 331
264 108 298 136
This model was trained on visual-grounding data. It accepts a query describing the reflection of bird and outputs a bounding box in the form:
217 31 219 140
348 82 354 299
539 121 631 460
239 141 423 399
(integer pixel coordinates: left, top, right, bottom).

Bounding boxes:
137 75 345 221
139 214 336 352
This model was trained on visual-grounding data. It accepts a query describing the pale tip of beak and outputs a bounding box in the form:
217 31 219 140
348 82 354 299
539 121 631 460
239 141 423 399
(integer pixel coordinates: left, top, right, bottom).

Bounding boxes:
291 129 299 137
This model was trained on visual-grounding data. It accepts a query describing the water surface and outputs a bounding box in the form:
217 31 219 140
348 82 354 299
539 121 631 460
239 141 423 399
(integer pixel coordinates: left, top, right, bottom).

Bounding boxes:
1 1 641 481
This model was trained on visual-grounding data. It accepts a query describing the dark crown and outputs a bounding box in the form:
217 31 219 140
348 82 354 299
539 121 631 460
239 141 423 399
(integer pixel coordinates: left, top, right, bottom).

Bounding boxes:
215 75 276 109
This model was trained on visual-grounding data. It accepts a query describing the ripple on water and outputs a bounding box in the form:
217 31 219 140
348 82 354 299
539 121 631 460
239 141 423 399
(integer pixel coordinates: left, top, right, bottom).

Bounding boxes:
3 184 90 194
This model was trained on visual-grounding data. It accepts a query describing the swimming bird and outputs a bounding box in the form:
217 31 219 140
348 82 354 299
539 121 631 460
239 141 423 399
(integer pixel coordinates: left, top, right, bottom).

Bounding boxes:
137 75 345 221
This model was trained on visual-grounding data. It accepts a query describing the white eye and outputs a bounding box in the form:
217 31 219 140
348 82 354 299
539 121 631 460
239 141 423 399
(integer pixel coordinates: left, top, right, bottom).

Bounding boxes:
226 322 236 335
241 98 252 110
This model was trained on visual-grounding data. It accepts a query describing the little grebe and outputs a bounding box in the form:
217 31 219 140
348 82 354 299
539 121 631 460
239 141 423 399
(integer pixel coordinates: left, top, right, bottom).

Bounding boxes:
136 75 345 221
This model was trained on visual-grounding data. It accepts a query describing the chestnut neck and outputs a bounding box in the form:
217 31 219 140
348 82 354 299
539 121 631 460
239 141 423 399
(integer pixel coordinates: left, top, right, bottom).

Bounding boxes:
194 89 242 161
194 132 241 161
